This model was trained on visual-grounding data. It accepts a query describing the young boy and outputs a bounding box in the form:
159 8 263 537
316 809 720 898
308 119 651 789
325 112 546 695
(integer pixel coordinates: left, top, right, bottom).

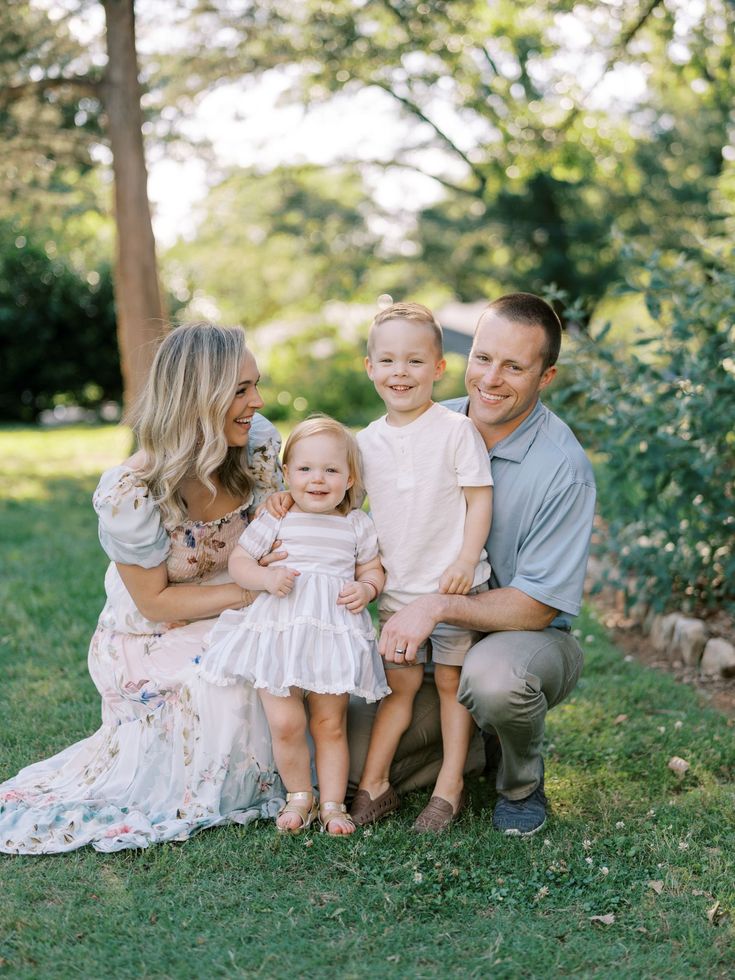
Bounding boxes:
349 301 493 832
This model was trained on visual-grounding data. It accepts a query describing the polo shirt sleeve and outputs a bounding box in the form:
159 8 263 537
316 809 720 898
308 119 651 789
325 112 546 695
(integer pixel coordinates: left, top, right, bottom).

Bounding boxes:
509 480 596 616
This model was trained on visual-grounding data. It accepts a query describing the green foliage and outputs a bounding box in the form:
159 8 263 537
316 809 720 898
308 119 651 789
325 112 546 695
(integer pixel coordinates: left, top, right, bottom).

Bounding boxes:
165 0 735 312
165 165 386 328
549 247 735 612
257 319 467 427
0 222 120 421
1 428 734 977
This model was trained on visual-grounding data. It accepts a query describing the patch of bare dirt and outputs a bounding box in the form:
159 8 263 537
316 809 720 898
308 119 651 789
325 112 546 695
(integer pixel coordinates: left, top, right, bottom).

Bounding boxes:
589 593 735 719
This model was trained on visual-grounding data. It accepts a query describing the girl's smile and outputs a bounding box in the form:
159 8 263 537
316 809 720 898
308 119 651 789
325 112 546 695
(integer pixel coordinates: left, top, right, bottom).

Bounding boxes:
283 433 354 515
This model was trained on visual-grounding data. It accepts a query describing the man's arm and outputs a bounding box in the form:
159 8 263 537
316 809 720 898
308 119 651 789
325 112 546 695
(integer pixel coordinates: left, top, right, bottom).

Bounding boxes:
378 587 557 662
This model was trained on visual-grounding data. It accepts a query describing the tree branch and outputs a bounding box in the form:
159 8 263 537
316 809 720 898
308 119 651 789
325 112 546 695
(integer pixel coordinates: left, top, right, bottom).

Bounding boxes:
558 0 666 133
371 79 487 195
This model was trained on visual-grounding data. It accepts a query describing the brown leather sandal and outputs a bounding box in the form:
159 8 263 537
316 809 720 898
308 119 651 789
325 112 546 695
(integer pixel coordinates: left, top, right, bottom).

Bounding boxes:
349 785 400 827
412 789 467 833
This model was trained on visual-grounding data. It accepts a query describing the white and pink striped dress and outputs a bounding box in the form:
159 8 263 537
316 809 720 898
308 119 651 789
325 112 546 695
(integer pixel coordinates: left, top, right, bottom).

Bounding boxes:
201 509 389 702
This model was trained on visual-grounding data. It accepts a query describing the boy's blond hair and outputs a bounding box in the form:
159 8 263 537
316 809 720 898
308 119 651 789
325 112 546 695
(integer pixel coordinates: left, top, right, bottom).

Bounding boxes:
367 301 443 358
282 414 364 515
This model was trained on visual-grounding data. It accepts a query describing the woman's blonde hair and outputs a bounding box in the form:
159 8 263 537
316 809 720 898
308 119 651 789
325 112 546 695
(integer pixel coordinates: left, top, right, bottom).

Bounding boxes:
129 322 255 526
282 415 364 516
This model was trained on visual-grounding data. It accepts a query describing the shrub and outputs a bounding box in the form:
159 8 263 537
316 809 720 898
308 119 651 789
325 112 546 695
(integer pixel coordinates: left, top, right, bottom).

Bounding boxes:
549 248 735 613
0 224 120 422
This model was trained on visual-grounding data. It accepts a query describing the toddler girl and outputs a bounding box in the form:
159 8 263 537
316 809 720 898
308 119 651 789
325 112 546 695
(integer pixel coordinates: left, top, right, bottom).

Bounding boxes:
202 416 388 835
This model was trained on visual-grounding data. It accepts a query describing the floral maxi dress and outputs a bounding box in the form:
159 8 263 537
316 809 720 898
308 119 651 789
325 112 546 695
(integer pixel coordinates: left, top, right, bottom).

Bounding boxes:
0 415 285 854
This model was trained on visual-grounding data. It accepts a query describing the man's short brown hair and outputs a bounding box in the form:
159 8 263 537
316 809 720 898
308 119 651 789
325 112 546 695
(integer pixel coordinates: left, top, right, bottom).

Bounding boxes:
485 293 562 370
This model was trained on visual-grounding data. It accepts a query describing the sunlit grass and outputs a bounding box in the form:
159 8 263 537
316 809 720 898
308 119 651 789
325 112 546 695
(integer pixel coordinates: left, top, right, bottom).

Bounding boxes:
1 426 733 979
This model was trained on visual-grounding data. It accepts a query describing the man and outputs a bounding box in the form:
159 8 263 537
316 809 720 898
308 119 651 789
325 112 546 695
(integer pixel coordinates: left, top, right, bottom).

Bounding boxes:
348 292 596 836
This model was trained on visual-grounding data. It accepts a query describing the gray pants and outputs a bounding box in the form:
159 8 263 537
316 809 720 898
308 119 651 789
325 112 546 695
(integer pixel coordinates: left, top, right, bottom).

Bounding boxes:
348 627 583 801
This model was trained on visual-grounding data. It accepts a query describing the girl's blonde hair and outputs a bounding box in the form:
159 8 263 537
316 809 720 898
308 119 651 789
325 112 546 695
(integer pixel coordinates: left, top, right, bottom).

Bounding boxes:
282 415 364 516
129 322 255 526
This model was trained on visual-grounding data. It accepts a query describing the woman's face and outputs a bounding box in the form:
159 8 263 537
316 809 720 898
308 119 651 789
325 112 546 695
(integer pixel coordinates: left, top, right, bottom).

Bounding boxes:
224 351 264 448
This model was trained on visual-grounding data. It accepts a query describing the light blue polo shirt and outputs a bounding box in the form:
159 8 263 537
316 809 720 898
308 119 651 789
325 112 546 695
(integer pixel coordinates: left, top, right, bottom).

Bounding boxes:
444 397 596 629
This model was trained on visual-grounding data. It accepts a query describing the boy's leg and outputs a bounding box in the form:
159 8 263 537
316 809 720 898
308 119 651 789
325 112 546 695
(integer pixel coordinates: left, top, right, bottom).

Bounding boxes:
430 663 476 811
259 688 312 831
355 664 424 800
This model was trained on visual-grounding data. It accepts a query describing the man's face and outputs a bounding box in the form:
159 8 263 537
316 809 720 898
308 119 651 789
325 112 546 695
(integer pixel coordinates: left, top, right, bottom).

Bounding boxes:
465 310 556 448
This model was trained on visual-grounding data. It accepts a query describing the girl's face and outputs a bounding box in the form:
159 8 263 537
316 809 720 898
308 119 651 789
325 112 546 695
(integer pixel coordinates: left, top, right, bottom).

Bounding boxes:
223 351 264 448
283 433 354 515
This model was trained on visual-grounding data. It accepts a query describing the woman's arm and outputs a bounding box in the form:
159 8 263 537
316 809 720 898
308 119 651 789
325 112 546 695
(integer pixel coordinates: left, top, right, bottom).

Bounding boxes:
439 484 493 594
116 562 253 623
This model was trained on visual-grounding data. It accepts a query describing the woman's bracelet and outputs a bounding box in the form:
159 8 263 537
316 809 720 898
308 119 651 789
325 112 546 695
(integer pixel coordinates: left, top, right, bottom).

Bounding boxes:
363 581 378 602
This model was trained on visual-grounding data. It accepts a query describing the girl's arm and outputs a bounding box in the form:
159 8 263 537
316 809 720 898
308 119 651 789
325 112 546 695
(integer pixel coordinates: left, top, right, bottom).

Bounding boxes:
439 485 493 595
337 555 385 614
229 544 299 598
116 563 254 624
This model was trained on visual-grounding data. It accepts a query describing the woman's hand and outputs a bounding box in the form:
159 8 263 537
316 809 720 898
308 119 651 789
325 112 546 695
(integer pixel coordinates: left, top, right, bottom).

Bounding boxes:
262 491 294 518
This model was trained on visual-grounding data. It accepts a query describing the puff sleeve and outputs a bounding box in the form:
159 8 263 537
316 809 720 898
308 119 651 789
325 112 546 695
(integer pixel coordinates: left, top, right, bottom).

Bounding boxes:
236 511 280 561
348 509 380 564
247 414 285 513
93 465 170 568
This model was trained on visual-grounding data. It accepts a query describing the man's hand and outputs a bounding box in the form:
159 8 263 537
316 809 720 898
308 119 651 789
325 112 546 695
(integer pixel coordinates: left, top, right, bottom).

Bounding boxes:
438 558 476 595
379 595 440 664
337 581 374 614
265 566 300 597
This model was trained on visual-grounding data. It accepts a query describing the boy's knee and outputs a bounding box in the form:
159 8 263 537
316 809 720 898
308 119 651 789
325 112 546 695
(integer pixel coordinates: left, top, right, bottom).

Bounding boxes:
434 664 461 697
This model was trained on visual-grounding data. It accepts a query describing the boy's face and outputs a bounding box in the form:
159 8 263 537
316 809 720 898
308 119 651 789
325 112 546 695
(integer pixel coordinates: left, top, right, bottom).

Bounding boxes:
365 319 446 424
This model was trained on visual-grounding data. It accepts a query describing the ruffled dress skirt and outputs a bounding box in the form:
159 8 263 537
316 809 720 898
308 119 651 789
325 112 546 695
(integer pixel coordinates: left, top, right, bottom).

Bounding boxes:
201 573 390 702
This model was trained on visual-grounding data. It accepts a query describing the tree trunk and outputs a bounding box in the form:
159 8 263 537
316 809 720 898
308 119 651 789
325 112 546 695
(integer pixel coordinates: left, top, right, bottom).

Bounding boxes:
101 0 166 414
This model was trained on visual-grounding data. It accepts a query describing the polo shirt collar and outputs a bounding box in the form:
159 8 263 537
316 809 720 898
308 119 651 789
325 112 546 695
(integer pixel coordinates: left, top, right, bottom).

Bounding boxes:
490 399 546 462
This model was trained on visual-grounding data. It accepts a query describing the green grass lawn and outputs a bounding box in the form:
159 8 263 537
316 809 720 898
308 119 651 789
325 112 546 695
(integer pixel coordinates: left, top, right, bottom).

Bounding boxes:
1 425 733 979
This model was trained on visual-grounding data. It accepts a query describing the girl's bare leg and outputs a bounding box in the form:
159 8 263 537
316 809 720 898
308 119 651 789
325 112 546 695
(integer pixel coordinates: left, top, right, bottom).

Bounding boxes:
357 664 424 799
259 688 312 831
307 692 353 835
431 664 475 810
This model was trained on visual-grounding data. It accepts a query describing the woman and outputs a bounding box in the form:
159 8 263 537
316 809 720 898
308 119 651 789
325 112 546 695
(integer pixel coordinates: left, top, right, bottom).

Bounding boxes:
0 323 285 853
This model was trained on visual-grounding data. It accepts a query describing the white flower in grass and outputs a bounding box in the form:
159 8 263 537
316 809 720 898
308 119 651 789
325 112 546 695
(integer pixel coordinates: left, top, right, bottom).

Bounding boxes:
615 821 625 829
413 871 423 883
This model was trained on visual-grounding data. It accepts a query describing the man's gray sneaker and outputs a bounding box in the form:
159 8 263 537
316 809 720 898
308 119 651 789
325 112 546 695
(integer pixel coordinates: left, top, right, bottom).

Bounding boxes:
492 773 547 836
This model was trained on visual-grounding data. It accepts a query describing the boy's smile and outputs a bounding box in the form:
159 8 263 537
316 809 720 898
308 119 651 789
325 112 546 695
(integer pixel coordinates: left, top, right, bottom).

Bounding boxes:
365 319 446 426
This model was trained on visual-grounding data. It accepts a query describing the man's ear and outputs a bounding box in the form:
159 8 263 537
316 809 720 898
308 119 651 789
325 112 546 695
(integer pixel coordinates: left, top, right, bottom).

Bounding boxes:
538 365 557 391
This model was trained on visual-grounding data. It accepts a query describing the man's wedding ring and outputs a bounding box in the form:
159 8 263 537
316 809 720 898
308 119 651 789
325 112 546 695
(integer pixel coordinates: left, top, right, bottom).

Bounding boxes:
395 648 406 655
